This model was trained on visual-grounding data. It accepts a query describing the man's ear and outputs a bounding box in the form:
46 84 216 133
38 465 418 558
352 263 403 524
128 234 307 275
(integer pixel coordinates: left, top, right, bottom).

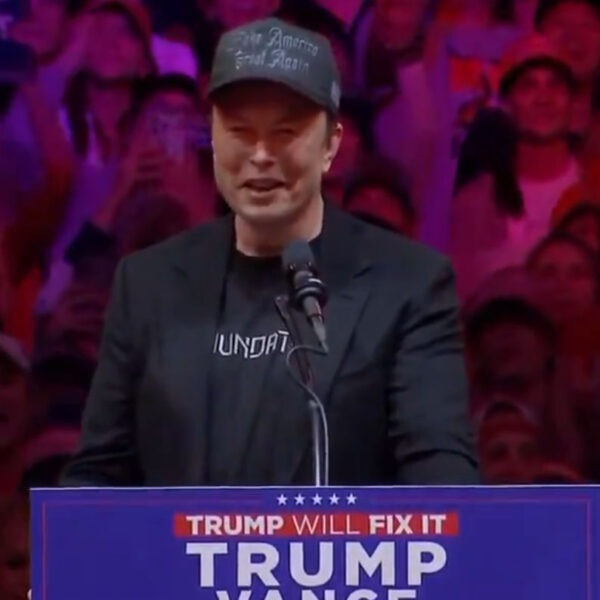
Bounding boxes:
322 121 344 174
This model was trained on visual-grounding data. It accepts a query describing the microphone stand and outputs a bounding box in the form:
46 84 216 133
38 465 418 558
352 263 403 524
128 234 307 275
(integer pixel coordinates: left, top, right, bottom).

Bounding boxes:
276 295 329 487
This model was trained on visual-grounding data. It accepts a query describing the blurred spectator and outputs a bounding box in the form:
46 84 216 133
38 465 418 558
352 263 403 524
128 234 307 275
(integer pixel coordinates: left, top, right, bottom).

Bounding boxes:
64 73 218 269
536 0 600 140
280 2 357 92
0 493 29 600
466 297 557 416
323 97 370 205
0 75 72 346
308 0 366 31
451 35 580 298
560 310 600 480
0 335 30 497
355 0 439 212
465 296 582 467
19 425 80 487
526 232 599 324
477 401 543 484
554 203 600 251
2 0 87 165
35 281 109 366
36 0 157 314
343 156 416 237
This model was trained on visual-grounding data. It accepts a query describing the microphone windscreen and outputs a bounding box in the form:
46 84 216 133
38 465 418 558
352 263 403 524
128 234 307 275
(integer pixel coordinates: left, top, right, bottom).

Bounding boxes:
281 240 315 274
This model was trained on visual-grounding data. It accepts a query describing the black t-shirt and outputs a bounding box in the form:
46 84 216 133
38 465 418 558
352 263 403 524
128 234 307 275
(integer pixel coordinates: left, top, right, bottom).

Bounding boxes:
207 246 317 485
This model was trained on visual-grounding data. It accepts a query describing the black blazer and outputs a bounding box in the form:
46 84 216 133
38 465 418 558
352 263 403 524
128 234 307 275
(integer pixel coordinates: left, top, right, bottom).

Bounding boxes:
64 206 478 487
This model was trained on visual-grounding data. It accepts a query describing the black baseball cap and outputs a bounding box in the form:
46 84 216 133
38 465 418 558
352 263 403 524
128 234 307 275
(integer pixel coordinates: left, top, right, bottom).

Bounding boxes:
208 17 341 115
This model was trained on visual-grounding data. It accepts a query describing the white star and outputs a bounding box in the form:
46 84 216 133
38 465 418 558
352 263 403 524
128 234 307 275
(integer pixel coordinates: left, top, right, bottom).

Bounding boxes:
329 493 340 505
346 493 357 505
312 494 323 505
277 494 287 506
294 494 305 506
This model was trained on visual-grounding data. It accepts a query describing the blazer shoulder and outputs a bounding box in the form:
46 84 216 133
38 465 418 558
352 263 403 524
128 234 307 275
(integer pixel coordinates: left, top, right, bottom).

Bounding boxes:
118 216 229 274
361 222 451 282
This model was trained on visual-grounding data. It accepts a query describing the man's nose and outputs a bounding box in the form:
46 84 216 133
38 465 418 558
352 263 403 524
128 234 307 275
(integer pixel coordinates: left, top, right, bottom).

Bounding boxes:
249 141 276 168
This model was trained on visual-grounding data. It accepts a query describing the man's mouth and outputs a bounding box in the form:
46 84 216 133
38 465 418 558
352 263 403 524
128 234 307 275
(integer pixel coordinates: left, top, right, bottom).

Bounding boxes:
244 178 285 192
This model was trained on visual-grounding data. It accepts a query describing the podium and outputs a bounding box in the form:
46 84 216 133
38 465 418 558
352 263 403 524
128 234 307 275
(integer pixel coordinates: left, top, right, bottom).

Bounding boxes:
31 485 599 599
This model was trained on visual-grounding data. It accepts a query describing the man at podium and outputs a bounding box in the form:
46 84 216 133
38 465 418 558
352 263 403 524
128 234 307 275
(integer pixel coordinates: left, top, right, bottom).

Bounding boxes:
63 17 478 488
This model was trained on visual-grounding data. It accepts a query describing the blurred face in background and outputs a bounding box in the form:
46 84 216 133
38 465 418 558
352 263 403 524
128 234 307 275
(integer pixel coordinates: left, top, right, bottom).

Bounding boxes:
506 66 572 141
0 358 28 455
373 0 430 51
85 9 150 80
528 240 597 322
38 283 110 365
470 322 553 413
0 497 30 600
212 81 342 229
560 212 600 251
478 412 542 484
346 185 415 237
213 0 280 29
539 1 600 83
19 0 70 60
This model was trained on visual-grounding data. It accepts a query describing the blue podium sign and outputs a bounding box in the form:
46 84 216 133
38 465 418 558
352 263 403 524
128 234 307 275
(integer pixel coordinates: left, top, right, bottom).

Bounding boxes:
31 486 598 599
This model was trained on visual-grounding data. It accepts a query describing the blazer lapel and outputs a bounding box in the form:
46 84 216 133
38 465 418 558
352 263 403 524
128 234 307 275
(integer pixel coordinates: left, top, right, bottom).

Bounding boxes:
169 215 233 484
277 205 373 484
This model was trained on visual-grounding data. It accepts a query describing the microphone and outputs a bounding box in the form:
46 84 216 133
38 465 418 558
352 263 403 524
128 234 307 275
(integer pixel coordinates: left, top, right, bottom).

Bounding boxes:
282 240 329 354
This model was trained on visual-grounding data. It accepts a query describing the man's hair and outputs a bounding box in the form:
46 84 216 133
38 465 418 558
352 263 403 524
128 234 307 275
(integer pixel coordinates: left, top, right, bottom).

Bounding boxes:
129 74 199 118
535 0 600 28
527 232 600 277
466 297 557 350
66 0 88 16
343 157 415 223
555 203 600 236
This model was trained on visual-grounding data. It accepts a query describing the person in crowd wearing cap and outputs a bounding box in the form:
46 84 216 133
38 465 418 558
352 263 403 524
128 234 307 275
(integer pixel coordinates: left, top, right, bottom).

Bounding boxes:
465 297 583 469
0 335 31 497
63 17 477 487
450 34 581 299
535 0 600 140
476 401 543 484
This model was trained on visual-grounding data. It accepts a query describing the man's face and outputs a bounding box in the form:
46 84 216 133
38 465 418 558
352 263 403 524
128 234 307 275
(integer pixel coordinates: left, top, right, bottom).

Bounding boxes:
540 1 600 83
506 66 572 141
470 322 551 413
478 416 541 484
85 11 149 80
211 81 342 229
374 0 430 51
213 0 280 29
529 241 597 322
0 359 27 454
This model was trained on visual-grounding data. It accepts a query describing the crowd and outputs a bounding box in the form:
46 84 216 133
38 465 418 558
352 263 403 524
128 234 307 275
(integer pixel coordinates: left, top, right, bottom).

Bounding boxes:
2 0 600 595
